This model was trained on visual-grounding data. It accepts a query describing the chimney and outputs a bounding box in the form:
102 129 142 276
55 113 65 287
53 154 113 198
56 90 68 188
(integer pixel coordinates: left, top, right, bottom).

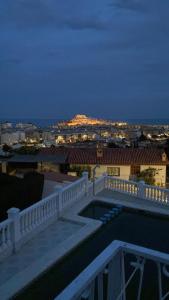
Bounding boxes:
96 143 103 159
162 152 167 162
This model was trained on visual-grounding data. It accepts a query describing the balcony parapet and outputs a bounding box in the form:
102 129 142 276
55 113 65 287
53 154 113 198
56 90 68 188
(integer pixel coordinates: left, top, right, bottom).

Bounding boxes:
55 240 169 300
0 173 169 262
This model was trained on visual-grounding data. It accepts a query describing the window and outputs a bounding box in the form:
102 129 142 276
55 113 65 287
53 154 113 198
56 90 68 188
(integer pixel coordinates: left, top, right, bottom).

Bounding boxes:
107 167 120 176
131 165 140 175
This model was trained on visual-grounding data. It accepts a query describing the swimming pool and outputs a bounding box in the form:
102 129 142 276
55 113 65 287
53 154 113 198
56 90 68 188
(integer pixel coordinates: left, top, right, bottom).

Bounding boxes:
15 202 169 300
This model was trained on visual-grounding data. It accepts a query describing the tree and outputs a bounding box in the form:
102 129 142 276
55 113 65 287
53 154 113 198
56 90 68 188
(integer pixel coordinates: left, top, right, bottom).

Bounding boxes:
14 146 39 155
107 142 119 148
137 168 159 185
69 165 92 178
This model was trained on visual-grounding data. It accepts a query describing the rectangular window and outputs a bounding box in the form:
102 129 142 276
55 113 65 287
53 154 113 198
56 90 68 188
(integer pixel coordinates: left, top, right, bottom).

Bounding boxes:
131 165 140 175
107 167 120 176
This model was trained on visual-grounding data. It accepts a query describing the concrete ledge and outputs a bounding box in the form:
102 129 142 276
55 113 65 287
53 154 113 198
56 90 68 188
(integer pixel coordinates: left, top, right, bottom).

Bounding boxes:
0 220 101 300
96 195 169 217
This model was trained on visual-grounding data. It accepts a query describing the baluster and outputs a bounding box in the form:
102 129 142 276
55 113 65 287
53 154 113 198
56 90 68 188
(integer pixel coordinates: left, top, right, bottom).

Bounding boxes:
157 189 160 202
47 201 49 217
20 216 23 235
1 228 5 248
25 213 28 233
37 207 40 224
28 211 31 231
6 224 11 245
30 210 33 228
50 198 53 215
97 273 104 300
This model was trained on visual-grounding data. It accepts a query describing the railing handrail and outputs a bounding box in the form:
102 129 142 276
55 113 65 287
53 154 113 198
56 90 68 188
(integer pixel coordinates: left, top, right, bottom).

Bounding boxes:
20 191 59 216
106 175 138 186
54 240 122 300
61 177 85 193
1 172 169 261
0 218 12 230
123 242 169 264
55 240 169 300
106 175 169 193
144 183 169 192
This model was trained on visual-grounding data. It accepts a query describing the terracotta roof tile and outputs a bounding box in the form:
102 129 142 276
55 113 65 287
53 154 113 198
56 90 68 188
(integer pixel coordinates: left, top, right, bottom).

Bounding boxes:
40 148 168 165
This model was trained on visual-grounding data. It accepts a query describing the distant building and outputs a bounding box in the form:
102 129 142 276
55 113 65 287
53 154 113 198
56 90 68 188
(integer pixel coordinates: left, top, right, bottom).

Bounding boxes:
16 123 37 130
1 122 13 130
1 131 26 145
58 114 127 127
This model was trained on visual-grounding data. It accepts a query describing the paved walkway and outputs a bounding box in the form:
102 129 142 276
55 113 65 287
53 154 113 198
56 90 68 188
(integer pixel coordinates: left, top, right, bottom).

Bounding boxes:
0 219 83 300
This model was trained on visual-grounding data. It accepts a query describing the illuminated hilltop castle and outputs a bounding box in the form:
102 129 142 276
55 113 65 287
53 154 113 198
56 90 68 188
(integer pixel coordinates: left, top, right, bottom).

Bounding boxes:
59 114 111 127
58 114 127 127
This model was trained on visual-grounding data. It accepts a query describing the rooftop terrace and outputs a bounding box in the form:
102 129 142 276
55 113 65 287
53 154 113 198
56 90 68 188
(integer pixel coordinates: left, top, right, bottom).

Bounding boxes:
1 173 169 299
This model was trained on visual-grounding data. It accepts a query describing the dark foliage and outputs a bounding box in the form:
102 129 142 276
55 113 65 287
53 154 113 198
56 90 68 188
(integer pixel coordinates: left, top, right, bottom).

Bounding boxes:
14 146 39 155
0 172 44 221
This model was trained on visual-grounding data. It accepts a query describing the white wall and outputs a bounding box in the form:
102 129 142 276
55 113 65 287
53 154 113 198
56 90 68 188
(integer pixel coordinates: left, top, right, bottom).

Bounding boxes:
90 165 131 180
38 162 60 172
70 163 167 187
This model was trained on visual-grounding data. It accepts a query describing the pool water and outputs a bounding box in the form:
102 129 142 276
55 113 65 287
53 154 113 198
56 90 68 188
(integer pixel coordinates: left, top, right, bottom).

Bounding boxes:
15 202 169 300
79 201 118 219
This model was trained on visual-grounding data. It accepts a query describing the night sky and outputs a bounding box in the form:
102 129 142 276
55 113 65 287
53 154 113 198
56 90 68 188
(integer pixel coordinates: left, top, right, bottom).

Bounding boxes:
0 0 169 119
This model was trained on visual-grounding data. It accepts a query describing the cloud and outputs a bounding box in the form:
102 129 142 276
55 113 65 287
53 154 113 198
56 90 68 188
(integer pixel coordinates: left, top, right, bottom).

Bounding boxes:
0 0 169 118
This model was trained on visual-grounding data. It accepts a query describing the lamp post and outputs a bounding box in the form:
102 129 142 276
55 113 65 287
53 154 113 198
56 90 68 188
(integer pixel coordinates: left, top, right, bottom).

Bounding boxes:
93 142 103 195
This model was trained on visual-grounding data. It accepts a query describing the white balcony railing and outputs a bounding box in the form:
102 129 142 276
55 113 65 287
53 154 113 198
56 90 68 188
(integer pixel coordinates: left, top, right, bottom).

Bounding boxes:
95 175 169 206
0 172 88 261
0 172 169 261
55 240 169 300
61 176 87 210
0 219 12 257
20 191 60 238
105 176 138 196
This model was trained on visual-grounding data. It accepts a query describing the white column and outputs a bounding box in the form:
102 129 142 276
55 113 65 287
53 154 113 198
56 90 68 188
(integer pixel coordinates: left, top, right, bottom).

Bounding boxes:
58 187 63 214
82 171 89 196
7 207 21 252
102 172 107 189
138 181 145 199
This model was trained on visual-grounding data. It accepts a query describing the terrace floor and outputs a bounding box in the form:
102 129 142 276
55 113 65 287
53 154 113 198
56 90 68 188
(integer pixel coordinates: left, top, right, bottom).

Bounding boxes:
97 189 169 216
0 219 85 300
1 189 169 299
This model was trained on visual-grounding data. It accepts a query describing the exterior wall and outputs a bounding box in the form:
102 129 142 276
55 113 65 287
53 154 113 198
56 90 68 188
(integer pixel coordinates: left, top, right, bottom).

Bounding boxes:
40 162 60 173
70 164 131 180
90 165 131 180
69 163 167 186
140 165 166 187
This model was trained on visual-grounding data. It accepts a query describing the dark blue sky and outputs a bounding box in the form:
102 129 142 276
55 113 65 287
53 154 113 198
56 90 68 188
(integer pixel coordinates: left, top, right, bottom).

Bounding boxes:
0 0 169 119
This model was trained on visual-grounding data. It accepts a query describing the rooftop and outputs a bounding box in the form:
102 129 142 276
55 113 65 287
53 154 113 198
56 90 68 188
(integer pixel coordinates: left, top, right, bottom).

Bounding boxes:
40 147 168 165
7 153 68 164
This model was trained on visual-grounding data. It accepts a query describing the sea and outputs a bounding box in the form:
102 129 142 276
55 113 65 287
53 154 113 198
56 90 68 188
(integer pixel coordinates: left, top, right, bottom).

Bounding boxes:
0 118 169 128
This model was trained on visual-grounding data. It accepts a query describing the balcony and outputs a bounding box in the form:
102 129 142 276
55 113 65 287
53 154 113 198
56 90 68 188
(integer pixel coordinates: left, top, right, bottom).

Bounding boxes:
55 240 169 300
0 173 169 299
